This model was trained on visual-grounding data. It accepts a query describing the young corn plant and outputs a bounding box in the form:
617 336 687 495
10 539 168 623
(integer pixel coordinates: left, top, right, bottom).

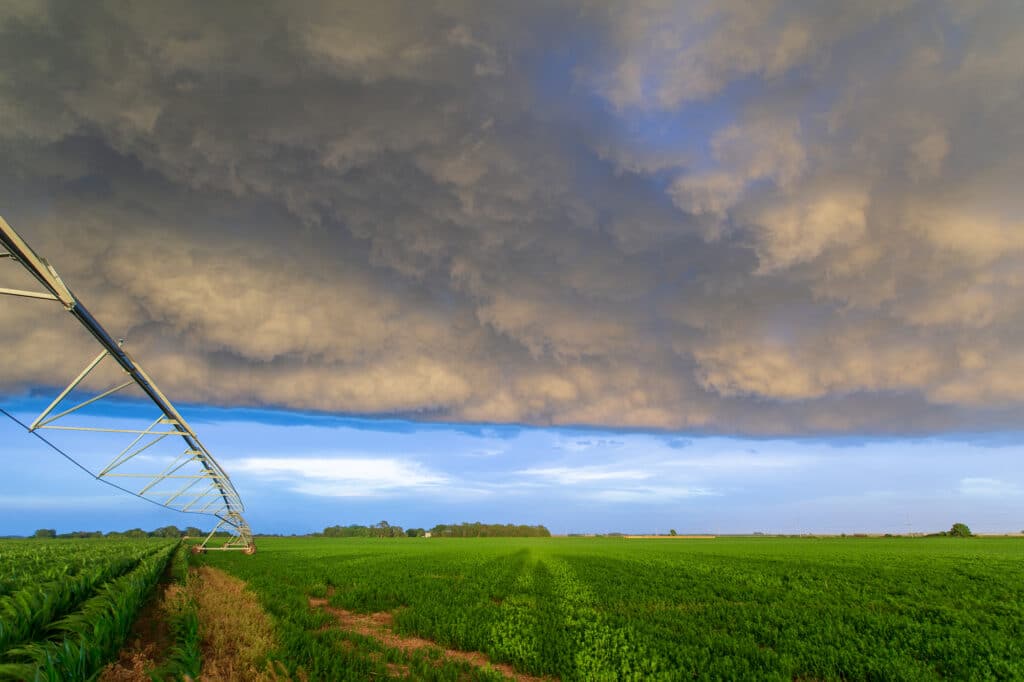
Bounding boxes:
151 543 201 681
1 543 176 681
0 554 143 654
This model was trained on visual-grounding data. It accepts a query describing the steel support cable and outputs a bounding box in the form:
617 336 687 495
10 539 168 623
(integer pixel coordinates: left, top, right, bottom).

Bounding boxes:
0 405 234 524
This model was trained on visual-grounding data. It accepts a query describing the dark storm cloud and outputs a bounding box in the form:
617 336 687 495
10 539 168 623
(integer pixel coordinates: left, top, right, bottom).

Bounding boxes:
1 0 1023 434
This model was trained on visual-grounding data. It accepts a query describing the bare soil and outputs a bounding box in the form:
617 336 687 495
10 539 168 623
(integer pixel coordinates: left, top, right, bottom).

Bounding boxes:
308 593 554 682
99 574 183 681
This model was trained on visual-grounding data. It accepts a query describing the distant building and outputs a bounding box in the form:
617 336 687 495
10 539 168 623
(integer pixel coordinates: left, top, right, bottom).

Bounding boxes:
424 532 432 538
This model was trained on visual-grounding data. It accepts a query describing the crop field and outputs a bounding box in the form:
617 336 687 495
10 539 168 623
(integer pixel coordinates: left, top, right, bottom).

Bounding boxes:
1 536 1021 681
0 538 177 680
194 536 1024 681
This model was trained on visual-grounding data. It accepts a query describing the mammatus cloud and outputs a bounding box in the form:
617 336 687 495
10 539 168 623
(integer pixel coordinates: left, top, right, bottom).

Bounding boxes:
1 1 1023 434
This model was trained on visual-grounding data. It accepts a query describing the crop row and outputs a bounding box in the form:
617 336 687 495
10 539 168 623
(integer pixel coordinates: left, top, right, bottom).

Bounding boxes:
0 540 169 654
0 553 142 655
0 541 176 681
0 539 162 597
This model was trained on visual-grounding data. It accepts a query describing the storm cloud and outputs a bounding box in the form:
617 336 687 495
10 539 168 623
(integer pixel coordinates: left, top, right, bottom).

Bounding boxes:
1 1 1022 434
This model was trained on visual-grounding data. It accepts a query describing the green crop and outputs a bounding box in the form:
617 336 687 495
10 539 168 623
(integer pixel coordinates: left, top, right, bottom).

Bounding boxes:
0 552 150 654
5 536 1021 680
0 539 154 597
0 539 176 681
151 542 202 681
200 536 1024 681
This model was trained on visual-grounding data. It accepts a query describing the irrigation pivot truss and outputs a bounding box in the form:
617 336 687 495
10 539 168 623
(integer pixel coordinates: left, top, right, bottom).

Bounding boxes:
0 216 255 554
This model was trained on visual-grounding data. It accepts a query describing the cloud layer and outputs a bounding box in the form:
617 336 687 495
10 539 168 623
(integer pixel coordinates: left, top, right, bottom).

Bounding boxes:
1 1 1023 434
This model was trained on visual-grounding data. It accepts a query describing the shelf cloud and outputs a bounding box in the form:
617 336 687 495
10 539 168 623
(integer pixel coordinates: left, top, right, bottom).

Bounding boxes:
1 1 1023 435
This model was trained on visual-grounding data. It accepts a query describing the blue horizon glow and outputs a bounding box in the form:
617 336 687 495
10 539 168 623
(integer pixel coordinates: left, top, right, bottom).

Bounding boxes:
2 397 1022 537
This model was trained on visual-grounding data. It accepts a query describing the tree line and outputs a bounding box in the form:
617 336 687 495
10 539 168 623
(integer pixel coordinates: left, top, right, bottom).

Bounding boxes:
318 521 551 538
26 521 551 540
29 525 223 539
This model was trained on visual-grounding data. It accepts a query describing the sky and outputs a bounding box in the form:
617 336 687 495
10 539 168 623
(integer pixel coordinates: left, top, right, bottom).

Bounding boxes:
1 1 1023 534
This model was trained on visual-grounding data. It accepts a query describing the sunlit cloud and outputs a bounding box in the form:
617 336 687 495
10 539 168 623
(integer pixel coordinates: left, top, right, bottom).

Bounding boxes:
231 456 448 498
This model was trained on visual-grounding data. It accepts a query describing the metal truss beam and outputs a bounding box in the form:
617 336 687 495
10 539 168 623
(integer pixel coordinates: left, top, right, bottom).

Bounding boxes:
0 216 254 553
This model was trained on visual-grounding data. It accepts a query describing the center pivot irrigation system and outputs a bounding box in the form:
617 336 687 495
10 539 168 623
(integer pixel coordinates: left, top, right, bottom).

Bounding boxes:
0 217 255 554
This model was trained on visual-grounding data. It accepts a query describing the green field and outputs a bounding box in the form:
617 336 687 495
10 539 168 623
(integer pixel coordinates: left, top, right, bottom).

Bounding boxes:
1 536 1021 680
195 536 1024 681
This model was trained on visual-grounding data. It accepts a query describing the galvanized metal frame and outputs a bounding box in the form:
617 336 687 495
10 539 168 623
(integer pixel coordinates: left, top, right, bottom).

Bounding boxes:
0 216 254 553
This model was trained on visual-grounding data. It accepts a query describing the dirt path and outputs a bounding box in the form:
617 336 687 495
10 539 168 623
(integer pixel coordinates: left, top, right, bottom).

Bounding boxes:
100 582 183 681
101 565 281 682
308 595 554 682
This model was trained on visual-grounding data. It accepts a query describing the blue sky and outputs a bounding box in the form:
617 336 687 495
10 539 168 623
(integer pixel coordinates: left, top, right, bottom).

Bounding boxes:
2 397 1022 536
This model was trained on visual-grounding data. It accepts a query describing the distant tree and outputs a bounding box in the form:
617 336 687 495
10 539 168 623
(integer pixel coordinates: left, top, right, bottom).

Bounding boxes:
151 525 181 538
124 528 148 538
185 526 203 537
428 522 551 538
950 523 973 537
323 523 406 538
669 529 678 536
32 528 56 539
406 528 425 537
